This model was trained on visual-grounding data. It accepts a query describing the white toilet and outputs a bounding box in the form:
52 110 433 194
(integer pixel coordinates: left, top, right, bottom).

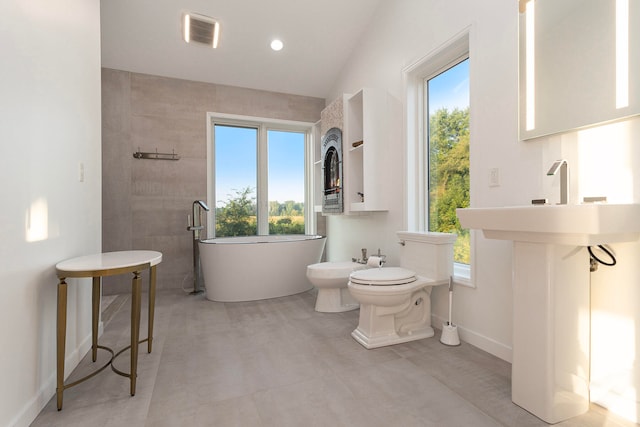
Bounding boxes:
306 261 369 312
348 231 455 349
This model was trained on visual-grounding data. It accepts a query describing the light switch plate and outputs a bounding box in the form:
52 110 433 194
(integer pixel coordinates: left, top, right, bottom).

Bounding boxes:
489 168 500 187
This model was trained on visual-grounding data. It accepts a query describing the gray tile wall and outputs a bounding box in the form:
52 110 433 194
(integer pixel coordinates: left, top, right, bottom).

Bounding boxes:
102 69 325 293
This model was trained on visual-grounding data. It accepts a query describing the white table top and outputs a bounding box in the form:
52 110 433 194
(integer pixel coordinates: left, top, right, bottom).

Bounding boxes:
56 250 162 273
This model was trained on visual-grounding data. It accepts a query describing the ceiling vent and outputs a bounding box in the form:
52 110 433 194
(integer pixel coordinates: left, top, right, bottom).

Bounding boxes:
183 13 220 48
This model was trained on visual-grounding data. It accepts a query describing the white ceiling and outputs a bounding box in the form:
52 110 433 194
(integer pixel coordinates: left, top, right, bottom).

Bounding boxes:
100 0 383 99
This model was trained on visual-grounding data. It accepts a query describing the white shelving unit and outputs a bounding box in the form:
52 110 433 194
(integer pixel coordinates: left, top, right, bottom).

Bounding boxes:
314 88 390 215
343 88 389 213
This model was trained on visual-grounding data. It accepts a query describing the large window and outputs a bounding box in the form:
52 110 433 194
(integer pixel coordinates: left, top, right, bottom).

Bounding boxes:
404 32 471 283
210 116 311 237
425 58 470 265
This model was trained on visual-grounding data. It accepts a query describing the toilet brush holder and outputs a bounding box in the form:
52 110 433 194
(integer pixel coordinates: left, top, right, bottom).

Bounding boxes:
440 321 460 346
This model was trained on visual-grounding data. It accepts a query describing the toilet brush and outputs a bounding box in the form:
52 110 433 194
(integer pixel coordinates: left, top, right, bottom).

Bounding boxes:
440 276 460 346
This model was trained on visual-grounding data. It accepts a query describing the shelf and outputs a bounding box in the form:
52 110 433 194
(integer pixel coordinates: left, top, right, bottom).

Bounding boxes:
316 89 390 215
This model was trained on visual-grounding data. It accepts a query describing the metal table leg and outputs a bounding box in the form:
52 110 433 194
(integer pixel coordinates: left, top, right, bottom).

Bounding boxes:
91 277 100 362
148 265 156 353
130 270 141 396
56 278 67 411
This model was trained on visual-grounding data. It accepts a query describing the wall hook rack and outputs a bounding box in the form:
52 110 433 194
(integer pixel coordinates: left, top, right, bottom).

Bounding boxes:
133 148 180 161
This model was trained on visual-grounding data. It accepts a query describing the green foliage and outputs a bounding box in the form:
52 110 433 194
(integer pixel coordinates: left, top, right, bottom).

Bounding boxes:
269 200 304 217
268 217 305 234
428 107 470 264
268 198 305 234
215 187 257 237
216 187 305 236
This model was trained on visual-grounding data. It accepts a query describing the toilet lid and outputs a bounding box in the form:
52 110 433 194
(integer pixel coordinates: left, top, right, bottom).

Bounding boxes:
349 267 416 286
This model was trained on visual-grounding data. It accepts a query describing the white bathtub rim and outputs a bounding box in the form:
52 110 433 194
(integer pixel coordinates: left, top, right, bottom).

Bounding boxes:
200 234 325 244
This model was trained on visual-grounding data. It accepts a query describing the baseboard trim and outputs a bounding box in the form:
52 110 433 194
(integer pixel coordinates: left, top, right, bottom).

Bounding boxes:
10 323 102 427
432 313 512 363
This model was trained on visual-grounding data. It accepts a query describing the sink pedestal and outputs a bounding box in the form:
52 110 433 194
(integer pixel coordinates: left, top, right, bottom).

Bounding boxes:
456 203 640 423
512 242 590 423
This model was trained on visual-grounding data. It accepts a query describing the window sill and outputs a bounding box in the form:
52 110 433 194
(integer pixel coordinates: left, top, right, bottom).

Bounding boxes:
453 262 474 288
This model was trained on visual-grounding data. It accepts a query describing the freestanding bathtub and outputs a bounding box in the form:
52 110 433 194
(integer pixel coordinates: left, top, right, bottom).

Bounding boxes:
199 235 326 302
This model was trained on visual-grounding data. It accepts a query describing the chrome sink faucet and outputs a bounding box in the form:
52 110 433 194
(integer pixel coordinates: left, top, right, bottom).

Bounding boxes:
547 160 568 205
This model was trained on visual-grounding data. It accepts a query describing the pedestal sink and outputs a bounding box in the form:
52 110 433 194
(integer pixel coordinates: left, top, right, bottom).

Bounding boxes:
457 203 640 245
457 203 640 424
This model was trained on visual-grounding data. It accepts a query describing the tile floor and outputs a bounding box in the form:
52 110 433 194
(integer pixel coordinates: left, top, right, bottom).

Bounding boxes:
32 289 637 427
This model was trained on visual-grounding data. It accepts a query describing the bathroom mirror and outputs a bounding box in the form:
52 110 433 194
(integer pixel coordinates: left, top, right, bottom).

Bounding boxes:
519 0 640 140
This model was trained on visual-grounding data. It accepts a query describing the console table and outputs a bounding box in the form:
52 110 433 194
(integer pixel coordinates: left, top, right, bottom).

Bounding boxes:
55 250 162 410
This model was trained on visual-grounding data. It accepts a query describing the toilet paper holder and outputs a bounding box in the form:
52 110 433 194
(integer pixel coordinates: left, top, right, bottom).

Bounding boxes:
352 248 386 266
366 256 385 267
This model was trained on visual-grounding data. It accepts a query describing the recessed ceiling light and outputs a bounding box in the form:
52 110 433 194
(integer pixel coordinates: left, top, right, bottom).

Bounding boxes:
270 39 284 51
183 13 220 48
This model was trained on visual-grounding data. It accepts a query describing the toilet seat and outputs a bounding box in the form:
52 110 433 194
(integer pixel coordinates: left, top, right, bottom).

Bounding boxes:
349 267 416 286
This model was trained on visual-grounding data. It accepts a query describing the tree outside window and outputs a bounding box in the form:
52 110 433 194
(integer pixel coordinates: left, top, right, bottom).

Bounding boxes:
426 58 470 264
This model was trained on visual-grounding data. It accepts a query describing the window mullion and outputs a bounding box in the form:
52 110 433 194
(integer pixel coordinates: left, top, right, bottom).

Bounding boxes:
304 130 314 235
257 125 269 235
420 80 428 232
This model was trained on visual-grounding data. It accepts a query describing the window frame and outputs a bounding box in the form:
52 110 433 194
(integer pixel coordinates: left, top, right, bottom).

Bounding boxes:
403 29 474 287
206 112 315 238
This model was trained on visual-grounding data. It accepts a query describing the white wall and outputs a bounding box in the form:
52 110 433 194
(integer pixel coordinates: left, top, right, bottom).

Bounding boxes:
326 0 520 360
326 0 640 422
0 1 102 426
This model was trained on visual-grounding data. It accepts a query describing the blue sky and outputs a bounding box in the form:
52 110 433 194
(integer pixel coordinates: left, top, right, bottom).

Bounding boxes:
428 58 469 113
268 130 305 203
214 125 304 206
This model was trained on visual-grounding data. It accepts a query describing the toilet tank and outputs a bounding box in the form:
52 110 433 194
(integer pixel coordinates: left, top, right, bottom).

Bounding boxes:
397 231 456 281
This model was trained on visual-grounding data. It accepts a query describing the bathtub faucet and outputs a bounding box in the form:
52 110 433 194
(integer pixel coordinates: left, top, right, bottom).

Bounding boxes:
188 200 209 294
188 200 210 240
